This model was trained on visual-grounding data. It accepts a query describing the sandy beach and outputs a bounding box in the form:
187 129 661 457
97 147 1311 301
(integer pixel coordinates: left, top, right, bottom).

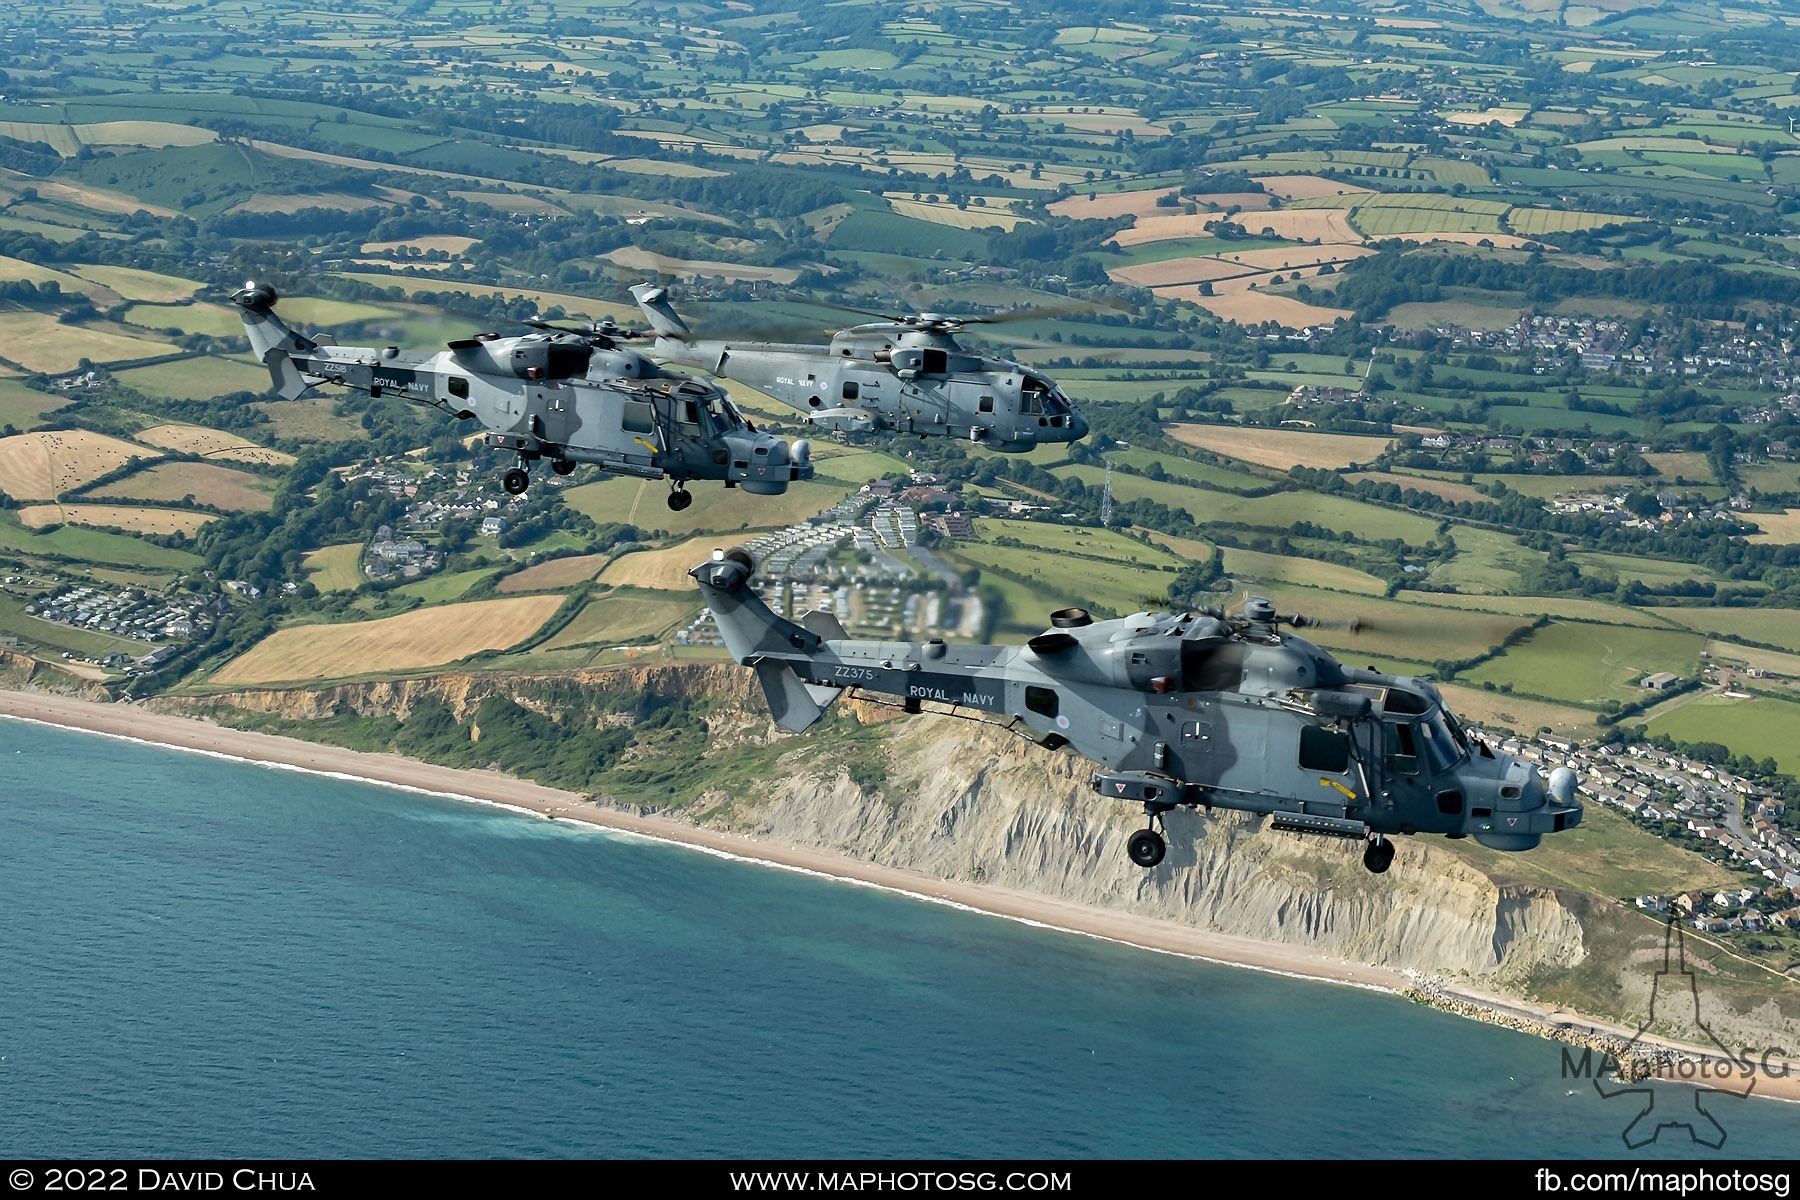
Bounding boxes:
5 686 1798 1104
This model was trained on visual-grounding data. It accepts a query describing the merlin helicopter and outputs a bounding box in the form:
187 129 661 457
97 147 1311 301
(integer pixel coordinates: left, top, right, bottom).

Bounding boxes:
231 282 812 509
691 547 1582 873
630 284 1089 451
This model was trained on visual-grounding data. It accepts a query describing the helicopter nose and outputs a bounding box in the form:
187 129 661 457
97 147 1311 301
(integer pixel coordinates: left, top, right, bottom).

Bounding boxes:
1069 410 1090 440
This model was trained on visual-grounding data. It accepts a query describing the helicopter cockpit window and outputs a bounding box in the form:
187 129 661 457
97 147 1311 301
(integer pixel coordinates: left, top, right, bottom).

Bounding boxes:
1383 688 1429 716
447 376 469 400
681 399 701 427
1384 723 1419 776
922 349 948 375
1298 726 1351 774
1420 714 1465 773
621 400 654 435
1020 376 1048 415
1025 686 1059 719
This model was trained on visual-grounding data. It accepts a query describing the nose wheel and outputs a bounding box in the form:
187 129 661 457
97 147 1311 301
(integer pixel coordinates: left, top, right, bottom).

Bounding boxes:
1126 803 1172 869
666 485 693 512
1363 835 1395 875
502 467 530 495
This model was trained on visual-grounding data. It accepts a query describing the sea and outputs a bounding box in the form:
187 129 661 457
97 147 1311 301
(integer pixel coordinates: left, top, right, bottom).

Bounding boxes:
2 718 1796 1160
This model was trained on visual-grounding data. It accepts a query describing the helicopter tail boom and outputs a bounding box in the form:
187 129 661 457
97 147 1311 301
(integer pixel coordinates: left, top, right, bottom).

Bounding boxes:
230 282 313 400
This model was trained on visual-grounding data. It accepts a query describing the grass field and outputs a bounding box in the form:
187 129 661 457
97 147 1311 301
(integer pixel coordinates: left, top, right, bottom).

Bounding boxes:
1647 693 1800 775
497 553 610 592
0 429 162 499
122 301 242 339
90 461 274 511
0 380 68 431
1052 464 1444 544
133 424 294 466
210 596 564 684
67 264 203 302
975 518 1185 570
1460 622 1706 706
951 540 1173 617
302 543 364 593
17 503 216 536
595 536 734 591
1446 801 1735 900
1164 424 1392 469
1427 526 1547 594
563 477 856 538
1433 682 1600 742
1651 608 1800 654
249 397 365 442
0 509 200 569
393 567 498 605
1416 592 1674 628
1741 508 1800 543
116 356 272 403
1218 546 1387 595
0 312 176 374
539 592 696 651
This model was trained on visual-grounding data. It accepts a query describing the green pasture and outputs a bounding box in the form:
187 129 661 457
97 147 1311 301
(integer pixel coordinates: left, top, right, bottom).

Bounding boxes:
1647 694 1800 775
540 592 698 652
303 543 364 593
1459 622 1706 707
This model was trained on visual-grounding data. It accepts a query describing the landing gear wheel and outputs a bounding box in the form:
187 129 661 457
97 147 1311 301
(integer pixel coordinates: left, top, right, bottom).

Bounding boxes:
722 546 755 571
1363 836 1395 875
502 468 530 495
551 459 575 476
1127 828 1167 869
666 488 693 512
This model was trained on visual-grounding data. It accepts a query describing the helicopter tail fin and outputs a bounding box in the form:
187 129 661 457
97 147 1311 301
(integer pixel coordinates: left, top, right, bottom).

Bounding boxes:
629 282 692 341
691 548 842 731
230 281 313 400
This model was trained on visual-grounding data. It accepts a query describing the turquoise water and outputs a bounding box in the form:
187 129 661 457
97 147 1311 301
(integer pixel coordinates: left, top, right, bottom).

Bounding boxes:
1 718 1796 1159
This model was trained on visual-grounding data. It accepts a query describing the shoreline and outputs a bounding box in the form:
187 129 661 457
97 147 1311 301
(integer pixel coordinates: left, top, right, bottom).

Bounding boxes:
5 687 1798 1104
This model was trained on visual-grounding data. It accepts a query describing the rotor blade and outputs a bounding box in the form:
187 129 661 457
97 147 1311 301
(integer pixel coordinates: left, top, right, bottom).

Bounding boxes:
958 301 1095 326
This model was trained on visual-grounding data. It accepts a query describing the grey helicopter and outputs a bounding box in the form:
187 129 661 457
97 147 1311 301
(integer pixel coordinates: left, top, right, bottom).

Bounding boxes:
231 282 813 509
691 547 1582 873
630 284 1089 451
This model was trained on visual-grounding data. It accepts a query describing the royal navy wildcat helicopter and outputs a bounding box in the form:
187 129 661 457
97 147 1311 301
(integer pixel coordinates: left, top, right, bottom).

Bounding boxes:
232 282 812 509
691 548 1582 873
631 284 1089 451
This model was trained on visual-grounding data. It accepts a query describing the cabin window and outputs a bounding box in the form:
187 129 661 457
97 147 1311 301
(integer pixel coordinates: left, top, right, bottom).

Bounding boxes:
842 381 860 401
979 395 994 413
447 376 469 400
1025 686 1059 719
1298 726 1350 774
1436 790 1465 816
682 399 700 426
922 349 948 374
621 400 654 435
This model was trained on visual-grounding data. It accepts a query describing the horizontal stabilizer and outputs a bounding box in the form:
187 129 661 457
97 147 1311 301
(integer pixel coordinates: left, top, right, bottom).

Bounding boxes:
263 348 308 401
754 660 837 732
800 610 847 641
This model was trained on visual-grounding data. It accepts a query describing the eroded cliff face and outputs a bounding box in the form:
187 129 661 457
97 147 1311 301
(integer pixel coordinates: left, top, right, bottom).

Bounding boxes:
163 663 1586 987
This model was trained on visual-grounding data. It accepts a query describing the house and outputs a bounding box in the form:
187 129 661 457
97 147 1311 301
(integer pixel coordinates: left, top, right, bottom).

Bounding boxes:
480 516 506 537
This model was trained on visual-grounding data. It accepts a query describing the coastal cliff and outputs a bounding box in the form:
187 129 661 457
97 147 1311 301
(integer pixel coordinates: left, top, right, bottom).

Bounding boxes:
110 661 1795 1051
164 663 1580 979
